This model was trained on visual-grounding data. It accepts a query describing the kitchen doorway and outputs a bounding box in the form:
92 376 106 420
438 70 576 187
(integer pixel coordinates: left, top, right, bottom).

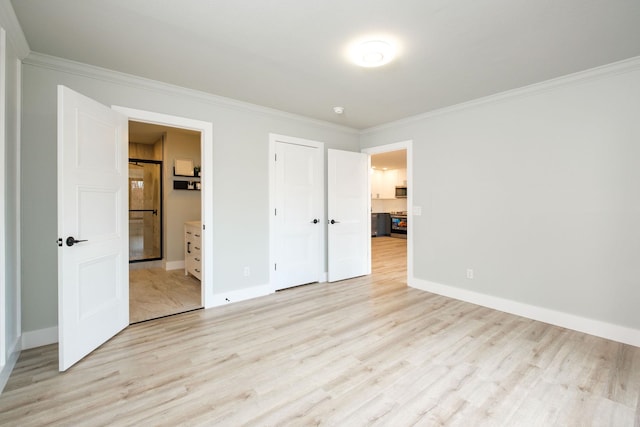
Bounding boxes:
363 141 413 284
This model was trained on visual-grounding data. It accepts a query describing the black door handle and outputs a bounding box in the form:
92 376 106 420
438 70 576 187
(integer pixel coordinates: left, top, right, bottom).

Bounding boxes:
311 218 319 224
66 236 88 247
330 219 340 224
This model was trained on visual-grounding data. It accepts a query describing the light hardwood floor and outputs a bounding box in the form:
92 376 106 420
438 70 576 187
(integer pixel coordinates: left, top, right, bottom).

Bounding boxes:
129 268 202 324
2 237 639 426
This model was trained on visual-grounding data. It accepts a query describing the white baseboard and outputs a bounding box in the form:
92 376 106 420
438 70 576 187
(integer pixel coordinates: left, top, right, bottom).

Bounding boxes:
207 284 273 308
0 338 21 394
22 326 58 350
164 260 185 271
409 277 640 348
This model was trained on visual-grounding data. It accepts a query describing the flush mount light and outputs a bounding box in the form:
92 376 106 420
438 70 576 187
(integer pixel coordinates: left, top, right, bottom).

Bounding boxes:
333 106 345 114
350 39 396 68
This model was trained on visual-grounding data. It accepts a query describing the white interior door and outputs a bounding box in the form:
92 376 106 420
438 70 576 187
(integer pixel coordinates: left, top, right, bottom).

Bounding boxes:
327 149 370 282
58 85 129 371
273 138 323 290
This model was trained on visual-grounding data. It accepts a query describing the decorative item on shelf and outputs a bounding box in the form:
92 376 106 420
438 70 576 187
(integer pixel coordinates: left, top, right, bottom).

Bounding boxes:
194 165 201 177
175 158 194 176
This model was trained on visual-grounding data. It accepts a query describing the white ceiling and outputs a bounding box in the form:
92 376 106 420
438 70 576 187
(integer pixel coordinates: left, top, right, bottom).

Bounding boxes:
11 0 640 129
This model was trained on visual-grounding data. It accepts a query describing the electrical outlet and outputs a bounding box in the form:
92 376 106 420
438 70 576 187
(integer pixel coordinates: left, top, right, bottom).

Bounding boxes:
243 266 251 277
466 269 474 279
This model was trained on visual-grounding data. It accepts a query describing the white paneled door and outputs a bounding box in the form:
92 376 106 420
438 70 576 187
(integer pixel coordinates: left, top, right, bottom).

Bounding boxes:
272 136 323 290
327 149 370 282
57 86 129 371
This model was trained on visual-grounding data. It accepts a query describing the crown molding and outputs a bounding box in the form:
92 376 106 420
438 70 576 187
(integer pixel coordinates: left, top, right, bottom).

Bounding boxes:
361 55 640 135
22 52 359 135
0 0 30 59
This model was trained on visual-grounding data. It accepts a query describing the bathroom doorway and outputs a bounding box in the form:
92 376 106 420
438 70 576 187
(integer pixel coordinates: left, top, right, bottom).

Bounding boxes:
128 120 203 323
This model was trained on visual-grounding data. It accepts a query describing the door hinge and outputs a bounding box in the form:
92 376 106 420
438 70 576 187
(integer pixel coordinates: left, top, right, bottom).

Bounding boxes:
274 153 277 162
57 238 63 247
274 263 277 271
202 224 205 230
274 208 277 216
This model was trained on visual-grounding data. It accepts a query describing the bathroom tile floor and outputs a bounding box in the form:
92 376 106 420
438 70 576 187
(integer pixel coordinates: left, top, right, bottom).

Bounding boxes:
129 268 202 323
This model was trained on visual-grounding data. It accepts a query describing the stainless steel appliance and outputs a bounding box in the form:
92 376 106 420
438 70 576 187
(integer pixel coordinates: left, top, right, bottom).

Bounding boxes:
390 211 407 238
395 186 407 198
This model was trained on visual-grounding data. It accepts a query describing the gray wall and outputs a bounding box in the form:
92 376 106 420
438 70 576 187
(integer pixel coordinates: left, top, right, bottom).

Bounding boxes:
1 17 24 379
361 63 640 330
20 54 359 333
164 129 201 263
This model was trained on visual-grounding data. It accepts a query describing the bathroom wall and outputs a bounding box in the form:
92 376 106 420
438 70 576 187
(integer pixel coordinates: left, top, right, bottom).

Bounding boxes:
163 128 201 266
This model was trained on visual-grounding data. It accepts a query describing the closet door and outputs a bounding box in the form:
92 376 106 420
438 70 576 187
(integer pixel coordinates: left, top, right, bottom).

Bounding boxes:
272 135 323 290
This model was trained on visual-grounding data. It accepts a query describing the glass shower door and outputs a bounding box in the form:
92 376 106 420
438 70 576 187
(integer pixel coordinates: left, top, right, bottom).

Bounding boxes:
129 160 163 262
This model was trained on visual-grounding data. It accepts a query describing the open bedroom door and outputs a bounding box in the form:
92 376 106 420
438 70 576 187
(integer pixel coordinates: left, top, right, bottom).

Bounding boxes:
327 149 370 282
57 85 129 371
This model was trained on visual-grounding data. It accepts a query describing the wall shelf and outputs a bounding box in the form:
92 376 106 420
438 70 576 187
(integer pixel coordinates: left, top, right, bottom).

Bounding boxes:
173 167 201 190
173 180 201 190
173 167 200 178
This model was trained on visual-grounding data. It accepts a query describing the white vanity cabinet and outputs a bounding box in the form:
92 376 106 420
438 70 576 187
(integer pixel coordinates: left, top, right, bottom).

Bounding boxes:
184 221 202 280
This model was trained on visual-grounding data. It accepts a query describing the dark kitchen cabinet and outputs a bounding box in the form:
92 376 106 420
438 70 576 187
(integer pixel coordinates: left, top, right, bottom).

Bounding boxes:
371 213 391 237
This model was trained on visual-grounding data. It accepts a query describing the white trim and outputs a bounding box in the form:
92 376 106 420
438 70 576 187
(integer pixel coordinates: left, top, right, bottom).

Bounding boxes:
164 260 185 271
24 52 357 134
268 133 325 292
0 27 6 368
210 284 273 307
0 0 30 59
362 55 640 134
0 340 19 393
112 106 215 309
14 53 21 355
22 326 58 349
410 277 640 348
362 140 414 283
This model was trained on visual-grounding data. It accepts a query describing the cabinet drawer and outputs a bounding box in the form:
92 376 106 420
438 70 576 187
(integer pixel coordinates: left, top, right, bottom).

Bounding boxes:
185 221 203 281
186 257 202 280
186 240 201 256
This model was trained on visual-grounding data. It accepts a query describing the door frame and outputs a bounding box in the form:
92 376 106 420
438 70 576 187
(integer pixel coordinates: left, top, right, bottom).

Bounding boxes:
0 27 6 369
268 133 325 291
362 140 413 282
112 106 214 308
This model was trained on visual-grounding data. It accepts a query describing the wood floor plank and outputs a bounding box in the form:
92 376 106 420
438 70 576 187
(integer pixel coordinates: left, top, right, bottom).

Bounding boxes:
2 237 639 426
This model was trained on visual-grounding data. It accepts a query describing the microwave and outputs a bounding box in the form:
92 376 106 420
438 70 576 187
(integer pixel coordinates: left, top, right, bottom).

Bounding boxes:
395 186 407 198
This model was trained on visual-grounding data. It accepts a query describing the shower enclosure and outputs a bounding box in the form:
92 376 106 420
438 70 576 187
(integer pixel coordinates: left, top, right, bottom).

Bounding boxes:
129 159 163 262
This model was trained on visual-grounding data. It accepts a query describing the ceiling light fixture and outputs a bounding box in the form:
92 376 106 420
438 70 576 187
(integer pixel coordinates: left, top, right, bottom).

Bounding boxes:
350 39 396 68
333 106 345 114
